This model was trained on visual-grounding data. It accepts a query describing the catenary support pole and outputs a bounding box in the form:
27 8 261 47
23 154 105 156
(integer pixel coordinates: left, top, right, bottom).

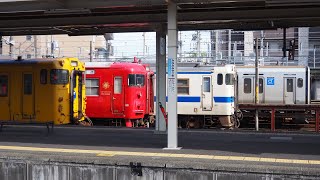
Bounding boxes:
90 41 93 62
156 25 167 132
282 28 286 65
165 0 180 150
255 37 259 131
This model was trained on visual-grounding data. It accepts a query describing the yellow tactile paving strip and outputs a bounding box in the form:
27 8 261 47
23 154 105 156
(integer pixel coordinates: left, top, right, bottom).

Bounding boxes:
0 145 319 165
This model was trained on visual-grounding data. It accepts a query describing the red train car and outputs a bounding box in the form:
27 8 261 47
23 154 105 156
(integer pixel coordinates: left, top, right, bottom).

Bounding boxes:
85 60 154 127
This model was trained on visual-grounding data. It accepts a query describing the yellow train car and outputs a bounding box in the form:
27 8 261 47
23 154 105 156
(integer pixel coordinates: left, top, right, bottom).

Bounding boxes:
0 57 86 125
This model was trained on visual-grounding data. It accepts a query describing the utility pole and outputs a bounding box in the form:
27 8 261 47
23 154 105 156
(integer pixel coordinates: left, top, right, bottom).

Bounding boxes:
255 37 259 131
9 36 13 58
142 32 146 58
51 35 54 57
90 41 93 62
228 30 232 63
34 35 38 58
196 31 201 62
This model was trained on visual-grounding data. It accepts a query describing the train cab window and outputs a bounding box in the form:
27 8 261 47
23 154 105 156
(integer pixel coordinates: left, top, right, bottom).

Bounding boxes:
298 78 303 88
0 75 8 97
24 74 32 95
40 69 47 84
86 79 99 96
244 78 252 94
217 74 223 85
287 79 294 92
178 79 189 94
128 74 145 87
50 69 69 84
225 74 234 85
259 78 264 93
114 77 122 94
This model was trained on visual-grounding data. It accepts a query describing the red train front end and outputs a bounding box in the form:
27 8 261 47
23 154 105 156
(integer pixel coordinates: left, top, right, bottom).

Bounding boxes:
85 60 154 127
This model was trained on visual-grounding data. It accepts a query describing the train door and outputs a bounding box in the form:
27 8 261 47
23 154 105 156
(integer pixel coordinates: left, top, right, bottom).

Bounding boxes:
259 78 265 103
22 73 34 119
71 70 84 121
242 77 255 103
112 76 124 114
0 74 10 120
284 77 296 104
147 73 154 114
202 76 212 111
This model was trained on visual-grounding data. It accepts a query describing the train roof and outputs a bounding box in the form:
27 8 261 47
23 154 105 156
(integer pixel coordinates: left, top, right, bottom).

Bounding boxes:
0 57 78 65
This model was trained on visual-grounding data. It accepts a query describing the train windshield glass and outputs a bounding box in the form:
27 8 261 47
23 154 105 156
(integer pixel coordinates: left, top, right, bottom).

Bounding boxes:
128 74 145 87
225 74 234 85
50 69 69 84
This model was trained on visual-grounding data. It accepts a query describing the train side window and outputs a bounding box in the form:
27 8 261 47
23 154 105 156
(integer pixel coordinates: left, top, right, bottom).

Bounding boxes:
259 78 264 93
40 69 47 84
298 78 303 88
244 78 252 94
0 75 8 97
177 79 189 94
86 79 99 96
217 74 223 85
225 74 234 85
287 79 294 92
24 74 32 95
50 69 69 84
114 77 122 94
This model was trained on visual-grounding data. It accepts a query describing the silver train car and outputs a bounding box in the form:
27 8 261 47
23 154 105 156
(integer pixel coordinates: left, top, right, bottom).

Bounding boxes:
236 66 310 105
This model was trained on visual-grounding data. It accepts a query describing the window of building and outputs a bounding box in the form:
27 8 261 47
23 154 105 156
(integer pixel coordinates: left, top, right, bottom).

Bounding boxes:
24 74 32 95
287 79 294 92
40 69 47 84
128 74 145 87
0 75 8 97
217 74 223 85
298 78 303 88
203 77 211 92
178 79 189 94
86 79 99 96
114 77 122 94
244 78 252 94
26 54 32 59
225 74 234 85
50 69 69 84
259 78 264 93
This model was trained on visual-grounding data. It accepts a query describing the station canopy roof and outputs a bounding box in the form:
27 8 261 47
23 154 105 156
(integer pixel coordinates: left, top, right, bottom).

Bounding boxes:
1 0 320 35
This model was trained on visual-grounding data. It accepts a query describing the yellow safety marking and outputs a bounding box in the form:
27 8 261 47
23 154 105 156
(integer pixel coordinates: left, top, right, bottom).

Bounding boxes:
168 154 186 158
228 156 245 161
0 145 318 165
96 153 115 157
260 158 277 162
308 160 320 165
244 157 261 162
214 156 230 160
198 155 215 159
275 159 294 163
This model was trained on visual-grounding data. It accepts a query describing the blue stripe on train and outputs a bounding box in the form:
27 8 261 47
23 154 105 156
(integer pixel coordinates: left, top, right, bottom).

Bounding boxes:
153 96 234 103
154 72 212 75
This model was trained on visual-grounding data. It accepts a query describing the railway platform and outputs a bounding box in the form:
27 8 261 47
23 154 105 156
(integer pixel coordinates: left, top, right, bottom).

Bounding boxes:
0 126 319 179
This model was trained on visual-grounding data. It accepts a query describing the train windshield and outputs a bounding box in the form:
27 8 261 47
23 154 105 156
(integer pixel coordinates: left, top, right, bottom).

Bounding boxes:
50 69 69 84
128 74 145 87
